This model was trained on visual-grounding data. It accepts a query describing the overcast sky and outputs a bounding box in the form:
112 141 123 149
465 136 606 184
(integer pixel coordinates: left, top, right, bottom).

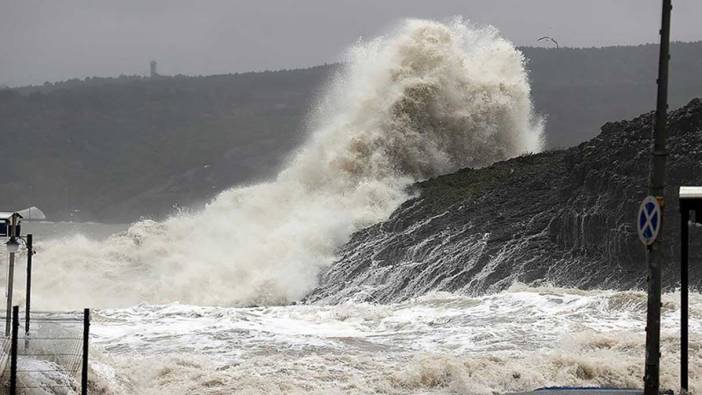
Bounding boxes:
1 0 701 87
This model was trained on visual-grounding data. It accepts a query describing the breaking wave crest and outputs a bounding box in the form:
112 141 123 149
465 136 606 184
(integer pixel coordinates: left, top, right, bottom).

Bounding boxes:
32 18 543 308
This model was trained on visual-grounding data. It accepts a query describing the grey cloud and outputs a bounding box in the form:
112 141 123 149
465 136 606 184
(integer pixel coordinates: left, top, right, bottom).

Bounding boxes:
1 0 700 86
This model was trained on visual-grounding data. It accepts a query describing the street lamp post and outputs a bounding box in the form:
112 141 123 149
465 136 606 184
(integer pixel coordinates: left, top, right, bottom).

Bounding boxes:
4 214 21 337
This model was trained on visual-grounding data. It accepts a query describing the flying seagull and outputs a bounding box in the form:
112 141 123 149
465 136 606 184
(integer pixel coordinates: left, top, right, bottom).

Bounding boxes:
537 36 559 49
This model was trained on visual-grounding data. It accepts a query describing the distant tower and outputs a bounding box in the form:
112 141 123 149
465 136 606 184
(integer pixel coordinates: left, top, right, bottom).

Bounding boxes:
150 60 158 78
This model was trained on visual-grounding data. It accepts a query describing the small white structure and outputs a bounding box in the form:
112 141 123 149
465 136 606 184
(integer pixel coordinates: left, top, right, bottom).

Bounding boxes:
0 207 46 238
0 212 22 238
680 186 702 200
16 207 46 221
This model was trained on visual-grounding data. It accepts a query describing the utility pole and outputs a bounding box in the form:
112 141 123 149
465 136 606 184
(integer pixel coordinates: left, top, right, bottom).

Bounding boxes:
643 0 672 393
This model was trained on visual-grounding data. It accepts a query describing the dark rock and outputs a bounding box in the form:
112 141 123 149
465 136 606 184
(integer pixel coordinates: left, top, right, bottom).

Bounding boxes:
306 98 702 304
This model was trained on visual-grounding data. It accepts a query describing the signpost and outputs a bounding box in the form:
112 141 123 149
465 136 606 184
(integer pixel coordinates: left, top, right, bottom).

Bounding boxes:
642 1 672 393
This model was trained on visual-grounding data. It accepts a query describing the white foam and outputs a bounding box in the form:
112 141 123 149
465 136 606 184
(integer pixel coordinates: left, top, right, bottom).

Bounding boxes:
86 287 701 394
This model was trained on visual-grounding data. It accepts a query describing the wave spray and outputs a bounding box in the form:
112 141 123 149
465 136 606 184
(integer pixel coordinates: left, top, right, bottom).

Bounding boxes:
35 18 543 308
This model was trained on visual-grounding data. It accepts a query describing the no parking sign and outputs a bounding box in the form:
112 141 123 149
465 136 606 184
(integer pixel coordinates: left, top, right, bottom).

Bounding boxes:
637 196 662 246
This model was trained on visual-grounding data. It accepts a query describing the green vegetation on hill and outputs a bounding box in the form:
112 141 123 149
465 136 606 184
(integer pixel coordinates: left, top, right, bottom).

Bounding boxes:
0 66 333 221
1 43 701 222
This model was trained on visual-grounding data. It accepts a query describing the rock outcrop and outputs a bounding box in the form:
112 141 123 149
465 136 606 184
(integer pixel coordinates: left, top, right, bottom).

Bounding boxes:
306 99 702 303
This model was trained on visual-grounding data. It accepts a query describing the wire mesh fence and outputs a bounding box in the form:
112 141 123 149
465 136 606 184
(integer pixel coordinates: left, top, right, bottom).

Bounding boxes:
0 337 10 383
0 309 88 394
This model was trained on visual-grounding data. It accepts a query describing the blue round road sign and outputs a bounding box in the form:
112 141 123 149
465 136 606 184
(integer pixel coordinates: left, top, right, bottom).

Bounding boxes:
637 196 662 246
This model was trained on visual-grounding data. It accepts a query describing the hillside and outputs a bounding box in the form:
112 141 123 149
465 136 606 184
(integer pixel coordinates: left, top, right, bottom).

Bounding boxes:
1 42 702 222
526 42 702 147
0 66 333 221
305 98 702 303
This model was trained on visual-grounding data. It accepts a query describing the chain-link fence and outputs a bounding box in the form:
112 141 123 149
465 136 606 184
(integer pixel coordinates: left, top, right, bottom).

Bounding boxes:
0 307 89 395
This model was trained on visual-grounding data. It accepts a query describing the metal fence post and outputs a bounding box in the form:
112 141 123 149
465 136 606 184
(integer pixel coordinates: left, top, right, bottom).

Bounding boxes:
681 207 689 392
10 305 19 394
82 308 90 395
25 234 32 335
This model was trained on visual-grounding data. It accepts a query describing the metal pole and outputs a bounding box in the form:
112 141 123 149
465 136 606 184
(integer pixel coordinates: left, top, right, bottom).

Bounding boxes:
5 214 18 338
10 305 19 395
24 234 32 335
5 252 14 337
643 1 672 394
680 207 689 392
82 308 90 395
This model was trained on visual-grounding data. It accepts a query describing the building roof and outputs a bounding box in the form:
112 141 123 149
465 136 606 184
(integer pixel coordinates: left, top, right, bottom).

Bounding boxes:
680 186 702 200
0 212 22 221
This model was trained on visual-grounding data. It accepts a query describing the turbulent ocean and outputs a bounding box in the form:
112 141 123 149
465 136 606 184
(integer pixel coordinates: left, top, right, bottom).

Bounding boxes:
3 18 700 393
88 287 700 394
